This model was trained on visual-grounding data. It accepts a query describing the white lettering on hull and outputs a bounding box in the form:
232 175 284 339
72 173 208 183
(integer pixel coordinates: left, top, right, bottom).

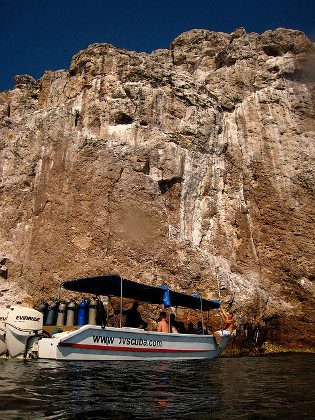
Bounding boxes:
92 335 162 347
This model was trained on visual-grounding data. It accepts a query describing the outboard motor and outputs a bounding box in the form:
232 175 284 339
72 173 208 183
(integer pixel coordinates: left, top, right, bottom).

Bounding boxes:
88 297 98 325
0 308 9 355
56 301 67 326
5 306 43 358
45 300 59 326
77 299 88 326
37 301 48 324
66 299 77 326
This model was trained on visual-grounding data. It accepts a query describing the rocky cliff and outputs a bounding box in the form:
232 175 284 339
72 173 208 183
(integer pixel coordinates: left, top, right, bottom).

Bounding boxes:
0 27 314 349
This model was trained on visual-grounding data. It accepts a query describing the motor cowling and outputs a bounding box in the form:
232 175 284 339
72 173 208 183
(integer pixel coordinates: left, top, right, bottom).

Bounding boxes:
0 308 9 355
5 306 43 358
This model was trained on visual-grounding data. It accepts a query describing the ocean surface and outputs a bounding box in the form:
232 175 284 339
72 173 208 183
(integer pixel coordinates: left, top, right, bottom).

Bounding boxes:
0 353 314 419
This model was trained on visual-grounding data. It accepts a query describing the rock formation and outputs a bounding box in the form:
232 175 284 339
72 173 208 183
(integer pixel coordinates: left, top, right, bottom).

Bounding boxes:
0 27 314 349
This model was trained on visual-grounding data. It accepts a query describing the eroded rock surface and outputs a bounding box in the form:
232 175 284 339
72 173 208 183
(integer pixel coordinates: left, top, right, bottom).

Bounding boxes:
0 28 314 348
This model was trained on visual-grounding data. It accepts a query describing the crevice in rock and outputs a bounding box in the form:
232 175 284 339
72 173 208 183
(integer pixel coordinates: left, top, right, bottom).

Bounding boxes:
158 177 183 194
69 68 78 77
142 160 150 175
0 258 8 280
113 112 133 125
222 105 235 112
74 111 80 127
262 45 283 57
215 53 237 69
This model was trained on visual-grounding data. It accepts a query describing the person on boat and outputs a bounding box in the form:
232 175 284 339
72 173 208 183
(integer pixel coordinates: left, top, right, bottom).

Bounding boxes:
187 322 196 334
196 321 208 335
157 311 169 333
177 321 187 334
170 313 178 333
219 307 234 335
121 301 147 329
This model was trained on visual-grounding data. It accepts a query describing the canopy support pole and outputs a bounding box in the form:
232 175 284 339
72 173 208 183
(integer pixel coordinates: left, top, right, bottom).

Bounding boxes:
200 297 204 335
214 260 224 332
207 310 210 333
119 277 123 329
106 296 109 326
168 307 171 333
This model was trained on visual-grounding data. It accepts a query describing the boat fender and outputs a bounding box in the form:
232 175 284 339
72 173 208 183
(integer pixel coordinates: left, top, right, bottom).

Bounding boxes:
77 299 88 326
56 301 67 326
88 297 98 325
45 300 59 326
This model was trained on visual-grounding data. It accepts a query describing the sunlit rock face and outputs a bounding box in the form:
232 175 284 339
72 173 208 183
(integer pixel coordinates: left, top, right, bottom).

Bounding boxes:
0 28 314 348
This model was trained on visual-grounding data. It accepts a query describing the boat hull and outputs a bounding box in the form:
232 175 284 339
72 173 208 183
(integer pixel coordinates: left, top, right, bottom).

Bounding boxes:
38 325 230 361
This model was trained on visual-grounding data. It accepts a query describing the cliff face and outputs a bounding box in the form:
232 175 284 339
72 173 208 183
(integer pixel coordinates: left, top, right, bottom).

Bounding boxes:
0 28 314 348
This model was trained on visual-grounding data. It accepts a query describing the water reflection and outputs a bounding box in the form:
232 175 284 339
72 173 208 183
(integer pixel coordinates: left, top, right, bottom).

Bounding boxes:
0 354 314 419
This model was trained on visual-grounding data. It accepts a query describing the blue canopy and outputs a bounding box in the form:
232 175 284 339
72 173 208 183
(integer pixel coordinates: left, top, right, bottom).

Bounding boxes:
61 275 220 310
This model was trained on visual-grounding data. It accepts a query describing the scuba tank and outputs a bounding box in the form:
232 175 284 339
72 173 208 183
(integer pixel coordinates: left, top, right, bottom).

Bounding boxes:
97 299 107 326
77 299 88 326
38 301 48 325
56 301 67 326
45 300 59 326
66 299 77 326
88 297 98 325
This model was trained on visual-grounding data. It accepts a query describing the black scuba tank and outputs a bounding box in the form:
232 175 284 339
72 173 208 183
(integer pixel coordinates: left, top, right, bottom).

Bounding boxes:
96 299 107 326
38 301 48 324
45 300 59 325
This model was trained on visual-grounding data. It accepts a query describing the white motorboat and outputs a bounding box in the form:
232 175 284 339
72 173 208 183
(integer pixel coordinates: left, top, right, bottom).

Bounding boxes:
3 275 231 360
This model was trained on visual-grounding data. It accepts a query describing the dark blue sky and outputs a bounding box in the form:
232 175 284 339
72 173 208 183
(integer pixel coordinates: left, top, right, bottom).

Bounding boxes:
1 0 314 92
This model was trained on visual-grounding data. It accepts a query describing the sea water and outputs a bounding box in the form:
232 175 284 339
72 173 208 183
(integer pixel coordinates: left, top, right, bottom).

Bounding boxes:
0 353 314 419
